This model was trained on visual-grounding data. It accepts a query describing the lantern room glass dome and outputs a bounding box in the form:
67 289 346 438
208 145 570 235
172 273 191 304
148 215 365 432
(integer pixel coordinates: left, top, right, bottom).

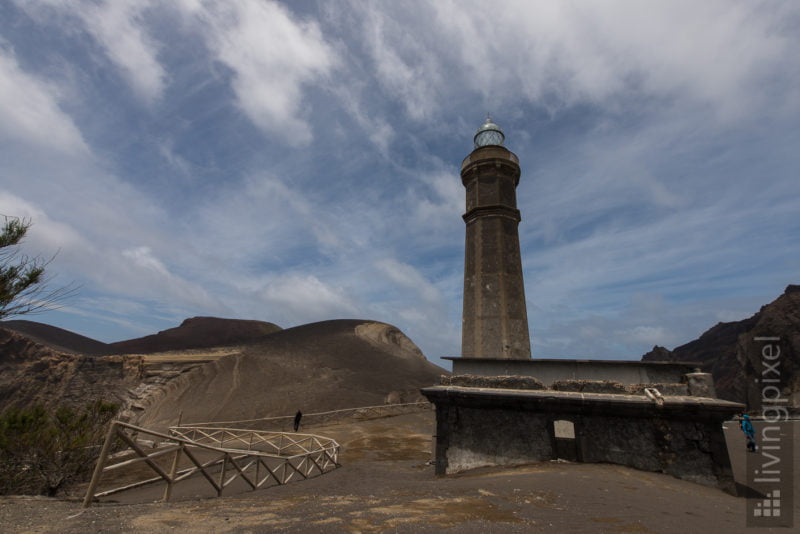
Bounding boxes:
473 115 505 148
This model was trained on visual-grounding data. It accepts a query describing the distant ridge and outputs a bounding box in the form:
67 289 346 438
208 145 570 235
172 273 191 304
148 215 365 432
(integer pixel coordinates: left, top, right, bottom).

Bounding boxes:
0 320 109 356
107 317 282 354
0 316 283 356
642 285 799 410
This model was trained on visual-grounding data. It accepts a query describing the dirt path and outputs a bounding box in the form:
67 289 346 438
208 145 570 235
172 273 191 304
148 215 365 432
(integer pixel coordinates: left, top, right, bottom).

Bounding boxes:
1 413 796 533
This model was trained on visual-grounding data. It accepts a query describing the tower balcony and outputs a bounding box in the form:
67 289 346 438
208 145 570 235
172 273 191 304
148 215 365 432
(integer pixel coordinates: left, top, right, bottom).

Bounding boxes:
461 145 519 170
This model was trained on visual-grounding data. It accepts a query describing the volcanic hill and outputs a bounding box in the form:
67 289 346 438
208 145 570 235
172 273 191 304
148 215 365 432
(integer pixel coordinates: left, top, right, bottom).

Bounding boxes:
0 316 282 357
0 320 110 355
106 317 282 354
0 317 446 426
642 285 800 410
136 319 445 429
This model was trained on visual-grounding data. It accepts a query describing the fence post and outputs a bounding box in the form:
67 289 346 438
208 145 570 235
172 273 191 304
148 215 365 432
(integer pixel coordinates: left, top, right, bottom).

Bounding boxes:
82 421 118 508
218 455 227 496
163 444 182 502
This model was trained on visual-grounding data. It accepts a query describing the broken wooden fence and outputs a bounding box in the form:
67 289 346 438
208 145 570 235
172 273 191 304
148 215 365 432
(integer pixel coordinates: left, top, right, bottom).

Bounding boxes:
82 421 340 507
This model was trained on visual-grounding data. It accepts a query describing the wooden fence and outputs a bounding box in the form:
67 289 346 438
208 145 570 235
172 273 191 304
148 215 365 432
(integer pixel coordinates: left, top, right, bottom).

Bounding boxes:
83 402 431 507
82 421 339 507
180 401 433 431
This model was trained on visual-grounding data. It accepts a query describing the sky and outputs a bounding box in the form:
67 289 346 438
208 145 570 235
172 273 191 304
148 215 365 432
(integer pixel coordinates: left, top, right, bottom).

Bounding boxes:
1 0 798 369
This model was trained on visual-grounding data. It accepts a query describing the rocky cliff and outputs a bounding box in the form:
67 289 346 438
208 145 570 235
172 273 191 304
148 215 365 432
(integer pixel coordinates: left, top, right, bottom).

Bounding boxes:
642 285 800 411
0 329 142 411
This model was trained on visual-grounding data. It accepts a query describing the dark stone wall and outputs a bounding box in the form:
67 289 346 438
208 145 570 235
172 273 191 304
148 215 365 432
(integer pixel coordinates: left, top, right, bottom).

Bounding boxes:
576 415 733 491
435 403 552 474
425 386 740 494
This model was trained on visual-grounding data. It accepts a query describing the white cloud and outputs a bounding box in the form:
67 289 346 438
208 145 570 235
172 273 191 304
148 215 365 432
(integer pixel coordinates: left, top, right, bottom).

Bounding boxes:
188 173 345 270
255 273 358 322
122 246 170 277
0 188 220 319
112 245 219 312
357 4 444 121
182 0 336 145
332 82 395 155
15 0 167 104
412 170 463 232
375 258 441 304
0 48 87 154
345 0 799 122
0 191 85 259
77 0 167 104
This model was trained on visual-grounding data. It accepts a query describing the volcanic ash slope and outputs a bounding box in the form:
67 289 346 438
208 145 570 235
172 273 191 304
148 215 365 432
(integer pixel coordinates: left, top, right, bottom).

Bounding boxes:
137 319 447 428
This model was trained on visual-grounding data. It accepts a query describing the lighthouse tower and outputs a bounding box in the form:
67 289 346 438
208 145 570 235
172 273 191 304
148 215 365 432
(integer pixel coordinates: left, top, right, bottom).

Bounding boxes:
460 116 531 359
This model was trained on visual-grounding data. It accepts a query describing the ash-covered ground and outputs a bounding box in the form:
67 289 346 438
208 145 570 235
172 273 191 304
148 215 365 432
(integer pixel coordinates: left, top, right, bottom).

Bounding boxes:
2 412 798 533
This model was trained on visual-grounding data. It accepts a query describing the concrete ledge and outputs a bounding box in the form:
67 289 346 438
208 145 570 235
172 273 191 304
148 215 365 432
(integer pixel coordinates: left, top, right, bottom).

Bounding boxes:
422 385 744 417
445 357 701 387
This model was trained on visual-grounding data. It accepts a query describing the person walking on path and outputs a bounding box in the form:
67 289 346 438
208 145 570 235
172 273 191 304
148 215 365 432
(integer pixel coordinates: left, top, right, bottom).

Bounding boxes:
739 413 757 452
293 410 302 432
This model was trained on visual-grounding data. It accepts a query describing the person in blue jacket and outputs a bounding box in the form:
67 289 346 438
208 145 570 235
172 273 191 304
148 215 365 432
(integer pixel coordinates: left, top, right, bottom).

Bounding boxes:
738 413 757 452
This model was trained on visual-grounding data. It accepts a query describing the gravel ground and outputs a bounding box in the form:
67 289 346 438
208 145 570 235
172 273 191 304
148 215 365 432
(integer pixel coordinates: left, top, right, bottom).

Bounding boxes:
1 413 796 533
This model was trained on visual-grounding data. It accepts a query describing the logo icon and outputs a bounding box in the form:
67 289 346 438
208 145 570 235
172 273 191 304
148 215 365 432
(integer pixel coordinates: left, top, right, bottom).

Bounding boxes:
753 490 781 518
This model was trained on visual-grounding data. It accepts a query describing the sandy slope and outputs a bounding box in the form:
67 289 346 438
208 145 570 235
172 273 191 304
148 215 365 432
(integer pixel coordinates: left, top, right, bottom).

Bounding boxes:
136 320 446 429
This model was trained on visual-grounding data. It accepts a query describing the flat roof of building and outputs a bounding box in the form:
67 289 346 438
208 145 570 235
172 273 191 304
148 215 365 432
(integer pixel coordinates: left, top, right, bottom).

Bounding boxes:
421 385 743 415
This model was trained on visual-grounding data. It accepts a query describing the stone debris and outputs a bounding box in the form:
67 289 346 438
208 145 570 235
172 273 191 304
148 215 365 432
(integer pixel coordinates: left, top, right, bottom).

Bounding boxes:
440 374 545 390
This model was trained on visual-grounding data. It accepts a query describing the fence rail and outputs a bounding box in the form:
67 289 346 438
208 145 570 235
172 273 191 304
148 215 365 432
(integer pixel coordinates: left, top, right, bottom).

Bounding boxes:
82 421 340 507
83 402 432 507
181 401 433 431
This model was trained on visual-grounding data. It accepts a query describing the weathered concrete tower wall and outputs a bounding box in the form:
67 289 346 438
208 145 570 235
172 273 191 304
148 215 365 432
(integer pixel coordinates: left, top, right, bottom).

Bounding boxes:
461 140 531 359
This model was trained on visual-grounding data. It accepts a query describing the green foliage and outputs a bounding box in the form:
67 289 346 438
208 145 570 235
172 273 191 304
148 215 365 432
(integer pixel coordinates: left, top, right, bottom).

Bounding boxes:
0 216 74 319
0 218 29 248
0 401 118 496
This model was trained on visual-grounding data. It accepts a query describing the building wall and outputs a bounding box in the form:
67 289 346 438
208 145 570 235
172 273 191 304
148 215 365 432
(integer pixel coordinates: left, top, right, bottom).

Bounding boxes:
434 404 553 473
425 386 740 494
575 415 732 490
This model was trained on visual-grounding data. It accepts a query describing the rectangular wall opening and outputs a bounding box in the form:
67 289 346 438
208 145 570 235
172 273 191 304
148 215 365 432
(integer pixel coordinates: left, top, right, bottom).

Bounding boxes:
553 419 578 462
